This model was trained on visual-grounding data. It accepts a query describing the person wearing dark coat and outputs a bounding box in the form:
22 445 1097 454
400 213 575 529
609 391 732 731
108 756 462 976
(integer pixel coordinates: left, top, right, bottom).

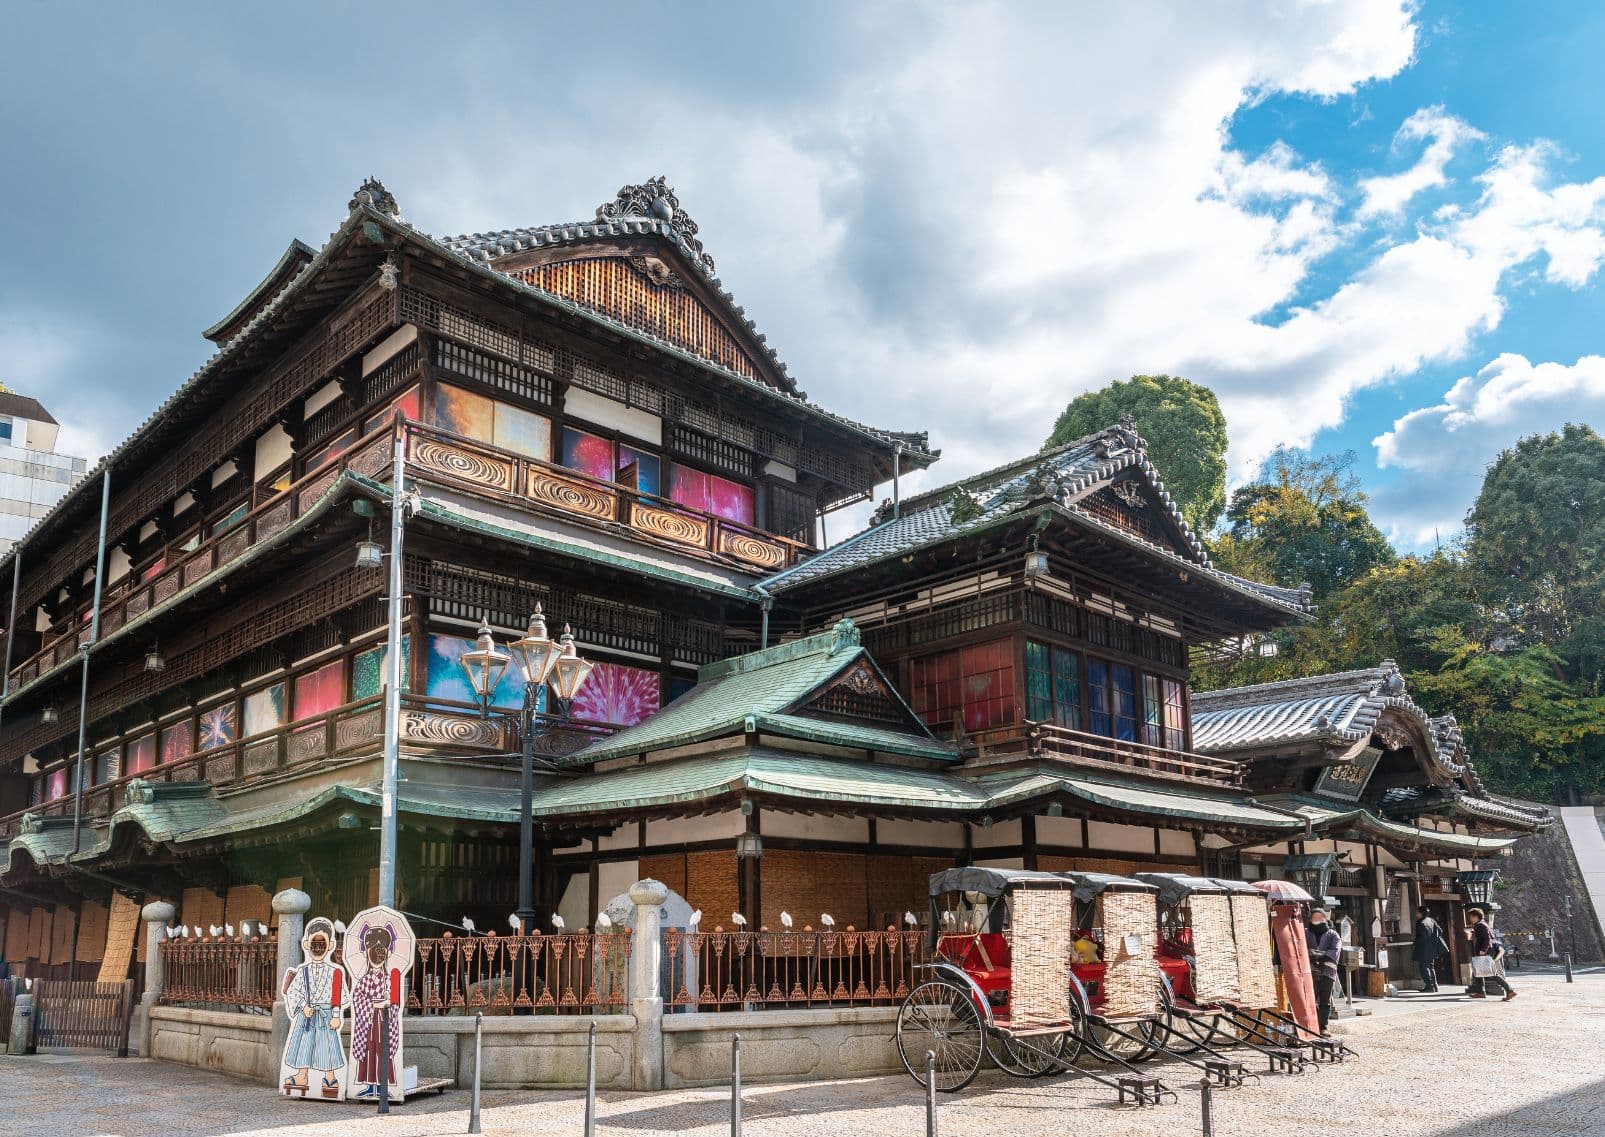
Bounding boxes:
1306 907 1342 1035
1412 906 1448 993
1466 908 1515 1001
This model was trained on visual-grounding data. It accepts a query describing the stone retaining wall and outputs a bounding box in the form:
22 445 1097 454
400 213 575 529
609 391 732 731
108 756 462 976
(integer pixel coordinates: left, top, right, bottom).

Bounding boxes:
148 1007 275 1082
407 1014 638 1090
662 1008 901 1088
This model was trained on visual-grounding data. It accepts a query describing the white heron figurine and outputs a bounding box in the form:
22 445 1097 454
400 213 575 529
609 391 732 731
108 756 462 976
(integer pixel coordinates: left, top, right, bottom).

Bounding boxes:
732 912 747 928
779 910 793 929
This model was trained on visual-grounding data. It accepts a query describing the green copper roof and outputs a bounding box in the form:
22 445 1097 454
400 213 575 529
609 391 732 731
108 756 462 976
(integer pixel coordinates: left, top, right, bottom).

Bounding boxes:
533 748 987 818
568 620 951 766
1277 796 1518 855
981 769 1304 830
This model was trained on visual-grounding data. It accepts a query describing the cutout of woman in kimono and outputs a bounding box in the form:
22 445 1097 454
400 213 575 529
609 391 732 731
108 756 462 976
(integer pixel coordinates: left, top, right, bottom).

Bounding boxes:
348 923 404 1100
280 917 346 1098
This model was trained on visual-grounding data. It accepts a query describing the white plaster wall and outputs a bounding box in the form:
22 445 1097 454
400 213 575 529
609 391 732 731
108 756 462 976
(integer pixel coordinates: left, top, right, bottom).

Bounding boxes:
107 545 132 585
1036 815 1083 847
304 380 343 416
597 825 638 852
362 324 418 376
970 819 1022 850
1159 828 1194 857
254 424 293 482
556 871 590 932
595 860 639 916
876 819 965 848
565 388 663 445
761 813 869 843
974 857 1025 870
645 813 744 845
1086 820 1157 855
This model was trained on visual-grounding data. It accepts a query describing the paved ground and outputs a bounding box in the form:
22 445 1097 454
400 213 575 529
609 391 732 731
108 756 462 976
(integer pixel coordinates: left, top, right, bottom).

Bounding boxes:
5 972 1604 1137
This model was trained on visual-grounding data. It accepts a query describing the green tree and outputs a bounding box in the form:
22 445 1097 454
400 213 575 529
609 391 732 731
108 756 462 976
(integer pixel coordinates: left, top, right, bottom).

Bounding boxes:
1045 374 1228 533
1465 424 1605 688
1214 448 1395 603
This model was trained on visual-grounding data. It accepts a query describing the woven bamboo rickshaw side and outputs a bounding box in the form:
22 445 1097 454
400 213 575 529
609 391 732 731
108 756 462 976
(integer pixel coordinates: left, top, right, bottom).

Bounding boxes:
1187 892 1243 1005
1097 889 1161 1019
1008 888 1076 1025
1229 893 1277 1009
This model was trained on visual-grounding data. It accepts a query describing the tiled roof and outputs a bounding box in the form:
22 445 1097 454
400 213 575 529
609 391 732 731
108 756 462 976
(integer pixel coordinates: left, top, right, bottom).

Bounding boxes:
1277 795 1521 855
568 619 952 766
534 748 986 818
979 768 1304 831
1191 661 1467 778
1378 785 1553 831
761 422 1313 619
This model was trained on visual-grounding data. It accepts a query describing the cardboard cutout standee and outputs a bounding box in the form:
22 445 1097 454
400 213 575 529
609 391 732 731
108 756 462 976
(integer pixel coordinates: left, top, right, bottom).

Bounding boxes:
279 916 347 1099
343 905 415 1102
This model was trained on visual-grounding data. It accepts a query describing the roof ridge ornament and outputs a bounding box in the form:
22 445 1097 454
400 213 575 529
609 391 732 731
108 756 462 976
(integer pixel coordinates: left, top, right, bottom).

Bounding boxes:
596 176 715 273
349 177 401 219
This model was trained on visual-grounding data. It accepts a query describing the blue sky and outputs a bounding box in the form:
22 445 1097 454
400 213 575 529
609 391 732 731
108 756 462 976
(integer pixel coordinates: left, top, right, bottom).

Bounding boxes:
2 1 1603 554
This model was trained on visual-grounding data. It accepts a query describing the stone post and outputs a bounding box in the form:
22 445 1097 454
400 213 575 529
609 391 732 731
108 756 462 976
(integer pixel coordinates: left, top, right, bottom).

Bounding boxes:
132 900 175 1058
269 889 310 1086
629 878 669 1091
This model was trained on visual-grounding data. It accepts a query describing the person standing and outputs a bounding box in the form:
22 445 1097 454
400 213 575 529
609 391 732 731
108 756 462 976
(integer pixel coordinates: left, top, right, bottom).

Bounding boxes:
1412 906 1449 993
1306 907 1342 1036
1466 908 1516 1001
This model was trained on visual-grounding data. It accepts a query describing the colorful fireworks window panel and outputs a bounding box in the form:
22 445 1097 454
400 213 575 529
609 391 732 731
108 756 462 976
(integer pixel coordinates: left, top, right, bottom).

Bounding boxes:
47 767 67 801
199 704 237 751
125 734 155 776
425 633 533 711
561 427 616 482
493 400 551 461
96 747 123 784
569 662 660 726
243 683 287 737
352 638 412 701
433 384 494 442
365 386 422 434
305 428 356 474
668 465 754 526
161 720 194 765
293 660 346 722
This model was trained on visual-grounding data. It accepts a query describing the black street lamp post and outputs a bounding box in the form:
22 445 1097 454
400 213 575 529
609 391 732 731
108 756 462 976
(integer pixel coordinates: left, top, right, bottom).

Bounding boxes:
461 604 595 931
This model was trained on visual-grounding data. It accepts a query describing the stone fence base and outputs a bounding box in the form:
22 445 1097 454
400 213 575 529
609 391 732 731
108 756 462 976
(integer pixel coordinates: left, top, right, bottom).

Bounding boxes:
144 1006 899 1091
663 1008 901 1088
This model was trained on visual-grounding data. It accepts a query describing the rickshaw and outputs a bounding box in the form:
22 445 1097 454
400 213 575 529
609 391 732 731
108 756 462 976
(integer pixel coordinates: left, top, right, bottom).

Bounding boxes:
894 867 1178 1100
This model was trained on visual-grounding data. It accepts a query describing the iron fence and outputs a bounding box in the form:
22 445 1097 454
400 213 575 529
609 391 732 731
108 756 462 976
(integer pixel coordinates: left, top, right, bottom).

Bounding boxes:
664 928 928 1011
409 932 631 1015
159 938 278 1010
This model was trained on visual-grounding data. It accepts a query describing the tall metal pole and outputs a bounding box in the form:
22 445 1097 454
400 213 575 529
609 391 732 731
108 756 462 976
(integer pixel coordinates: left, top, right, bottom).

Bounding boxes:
71 468 112 855
468 1011 483 1133
378 435 406 910
516 679 538 930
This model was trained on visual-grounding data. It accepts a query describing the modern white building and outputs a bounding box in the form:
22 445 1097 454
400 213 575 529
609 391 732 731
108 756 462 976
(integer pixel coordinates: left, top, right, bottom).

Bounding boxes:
0 392 87 553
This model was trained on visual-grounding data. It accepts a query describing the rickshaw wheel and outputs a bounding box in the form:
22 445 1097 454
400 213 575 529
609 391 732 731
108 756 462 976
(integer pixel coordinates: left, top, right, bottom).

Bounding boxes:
988 1030 1074 1078
897 980 986 1092
1168 1008 1224 1054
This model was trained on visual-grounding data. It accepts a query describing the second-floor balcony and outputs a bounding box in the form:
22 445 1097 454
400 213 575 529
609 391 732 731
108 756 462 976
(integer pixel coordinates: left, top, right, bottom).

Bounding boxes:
7 418 811 703
964 719 1246 787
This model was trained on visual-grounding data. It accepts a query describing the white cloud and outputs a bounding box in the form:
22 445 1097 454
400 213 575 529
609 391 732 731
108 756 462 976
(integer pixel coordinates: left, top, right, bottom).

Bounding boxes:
0 308 115 464
1371 352 1605 544
1357 105 1485 218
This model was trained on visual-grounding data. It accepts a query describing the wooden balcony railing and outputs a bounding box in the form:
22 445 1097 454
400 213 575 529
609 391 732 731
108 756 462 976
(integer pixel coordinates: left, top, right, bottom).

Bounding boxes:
967 720 1245 786
403 421 814 572
6 428 399 700
0 692 621 844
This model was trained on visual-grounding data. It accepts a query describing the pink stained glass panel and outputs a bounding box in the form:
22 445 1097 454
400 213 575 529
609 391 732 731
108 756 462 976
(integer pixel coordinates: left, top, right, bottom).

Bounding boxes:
707 475 756 527
668 465 710 513
293 660 346 723
569 662 660 727
161 720 194 765
47 767 67 801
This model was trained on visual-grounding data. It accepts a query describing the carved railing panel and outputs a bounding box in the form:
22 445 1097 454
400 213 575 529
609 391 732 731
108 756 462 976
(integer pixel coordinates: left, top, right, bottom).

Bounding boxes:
716 528 787 570
630 501 708 549
525 466 617 522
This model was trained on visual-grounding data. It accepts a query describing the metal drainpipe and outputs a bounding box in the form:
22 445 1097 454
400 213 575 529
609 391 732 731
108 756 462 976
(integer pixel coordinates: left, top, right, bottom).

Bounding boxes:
754 584 774 651
892 441 904 519
71 467 113 856
377 432 407 910
0 549 20 725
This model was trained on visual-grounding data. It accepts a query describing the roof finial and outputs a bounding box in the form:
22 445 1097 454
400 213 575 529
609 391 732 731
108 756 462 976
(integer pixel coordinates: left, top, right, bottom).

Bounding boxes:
349 177 401 219
596 176 715 273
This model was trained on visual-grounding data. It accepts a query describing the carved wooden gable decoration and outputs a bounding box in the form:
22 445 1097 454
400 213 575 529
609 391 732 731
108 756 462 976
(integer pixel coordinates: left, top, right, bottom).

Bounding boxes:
797 657 916 728
1077 476 1196 561
508 254 776 386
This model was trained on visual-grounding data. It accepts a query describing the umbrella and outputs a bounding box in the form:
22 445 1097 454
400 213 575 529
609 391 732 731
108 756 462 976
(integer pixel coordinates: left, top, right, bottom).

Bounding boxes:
1251 879 1314 903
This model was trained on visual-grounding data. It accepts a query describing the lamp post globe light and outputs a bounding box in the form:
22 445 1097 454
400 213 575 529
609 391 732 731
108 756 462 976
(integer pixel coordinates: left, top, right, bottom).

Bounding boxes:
460 603 595 932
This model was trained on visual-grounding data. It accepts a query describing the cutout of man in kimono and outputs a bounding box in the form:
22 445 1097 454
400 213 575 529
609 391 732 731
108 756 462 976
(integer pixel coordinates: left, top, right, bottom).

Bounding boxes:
280 917 346 1098
348 922 404 1100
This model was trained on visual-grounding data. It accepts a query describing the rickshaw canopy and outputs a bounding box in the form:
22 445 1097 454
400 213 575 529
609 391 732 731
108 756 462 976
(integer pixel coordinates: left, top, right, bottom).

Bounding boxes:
927 866 1074 899
1135 872 1266 908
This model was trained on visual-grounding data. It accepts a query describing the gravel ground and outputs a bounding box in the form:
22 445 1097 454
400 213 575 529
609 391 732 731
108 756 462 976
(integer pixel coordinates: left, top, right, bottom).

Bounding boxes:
5 971 1602 1137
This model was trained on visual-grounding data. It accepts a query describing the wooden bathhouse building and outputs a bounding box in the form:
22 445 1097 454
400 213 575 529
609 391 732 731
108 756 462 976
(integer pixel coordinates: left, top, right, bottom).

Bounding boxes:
0 178 1547 991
